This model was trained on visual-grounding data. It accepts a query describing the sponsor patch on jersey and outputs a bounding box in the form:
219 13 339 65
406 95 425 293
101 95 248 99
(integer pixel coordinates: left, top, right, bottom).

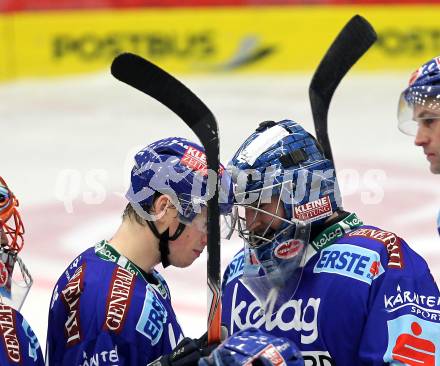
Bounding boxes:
384 284 440 322
245 344 285 366
229 283 320 345
313 244 384 284
0 305 21 363
293 196 332 223
224 253 244 286
61 263 85 346
347 228 404 269
136 286 168 345
383 315 440 364
103 267 135 333
274 240 304 259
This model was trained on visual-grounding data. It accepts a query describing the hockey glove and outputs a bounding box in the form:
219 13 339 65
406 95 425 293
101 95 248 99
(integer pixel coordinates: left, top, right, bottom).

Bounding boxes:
148 333 218 366
199 327 304 366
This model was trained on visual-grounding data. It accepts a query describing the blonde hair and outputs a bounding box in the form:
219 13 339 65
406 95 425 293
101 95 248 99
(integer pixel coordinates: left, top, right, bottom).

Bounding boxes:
122 203 148 227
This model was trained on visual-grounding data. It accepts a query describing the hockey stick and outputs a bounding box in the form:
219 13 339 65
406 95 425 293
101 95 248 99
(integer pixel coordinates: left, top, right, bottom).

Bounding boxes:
309 15 377 163
111 53 222 344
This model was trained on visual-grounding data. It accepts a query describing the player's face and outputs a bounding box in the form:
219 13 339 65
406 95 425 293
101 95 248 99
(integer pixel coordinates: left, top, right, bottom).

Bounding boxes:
168 208 208 268
244 195 286 245
413 105 440 174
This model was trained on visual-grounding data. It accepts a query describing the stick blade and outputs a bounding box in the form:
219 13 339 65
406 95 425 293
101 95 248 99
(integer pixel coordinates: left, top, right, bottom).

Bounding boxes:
111 52 217 145
309 15 377 161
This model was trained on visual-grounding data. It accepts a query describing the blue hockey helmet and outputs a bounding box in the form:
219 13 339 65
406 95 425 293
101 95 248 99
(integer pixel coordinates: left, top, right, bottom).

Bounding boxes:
228 120 341 305
398 55 440 135
126 137 233 267
127 137 233 222
199 327 304 366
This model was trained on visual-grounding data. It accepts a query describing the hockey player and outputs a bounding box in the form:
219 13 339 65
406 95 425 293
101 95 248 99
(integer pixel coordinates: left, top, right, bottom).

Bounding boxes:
0 176 44 365
397 55 440 235
221 120 440 365
45 137 234 365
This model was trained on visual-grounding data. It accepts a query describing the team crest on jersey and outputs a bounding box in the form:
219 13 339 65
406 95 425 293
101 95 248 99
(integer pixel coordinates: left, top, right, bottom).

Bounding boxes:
0 305 21 363
61 263 85 346
103 267 135 333
383 315 439 364
136 286 168 345
313 244 384 285
347 228 404 269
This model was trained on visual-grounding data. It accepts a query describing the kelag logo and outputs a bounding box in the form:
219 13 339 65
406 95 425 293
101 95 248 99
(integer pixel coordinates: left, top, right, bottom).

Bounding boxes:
313 244 384 284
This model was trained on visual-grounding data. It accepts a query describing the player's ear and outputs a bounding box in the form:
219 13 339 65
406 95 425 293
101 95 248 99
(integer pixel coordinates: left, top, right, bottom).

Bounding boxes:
152 195 177 222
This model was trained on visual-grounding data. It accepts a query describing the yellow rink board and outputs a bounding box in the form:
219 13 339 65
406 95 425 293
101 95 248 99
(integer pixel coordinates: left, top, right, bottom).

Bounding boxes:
0 6 439 80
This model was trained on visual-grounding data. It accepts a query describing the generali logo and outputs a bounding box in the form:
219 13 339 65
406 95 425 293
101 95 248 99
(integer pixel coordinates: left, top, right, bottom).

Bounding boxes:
293 196 332 223
274 240 304 259
103 267 135 333
348 228 404 269
61 263 85 346
0 305 21 363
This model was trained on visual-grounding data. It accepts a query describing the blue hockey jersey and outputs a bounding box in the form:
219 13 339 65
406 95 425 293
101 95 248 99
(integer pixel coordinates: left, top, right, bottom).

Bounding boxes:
221 213 440 366
45 240 184 365
0 304 43 365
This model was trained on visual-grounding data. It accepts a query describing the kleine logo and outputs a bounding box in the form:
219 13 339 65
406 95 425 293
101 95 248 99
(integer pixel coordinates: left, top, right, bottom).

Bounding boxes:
293 195 332 223
180 146 224 175
274 240 304 259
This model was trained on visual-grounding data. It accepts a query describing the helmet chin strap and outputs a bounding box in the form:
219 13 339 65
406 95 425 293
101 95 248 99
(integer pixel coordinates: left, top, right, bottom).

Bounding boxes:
145 220 186 268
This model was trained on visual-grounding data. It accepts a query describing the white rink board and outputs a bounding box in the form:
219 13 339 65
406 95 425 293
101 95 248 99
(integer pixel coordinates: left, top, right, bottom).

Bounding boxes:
0 71 439 352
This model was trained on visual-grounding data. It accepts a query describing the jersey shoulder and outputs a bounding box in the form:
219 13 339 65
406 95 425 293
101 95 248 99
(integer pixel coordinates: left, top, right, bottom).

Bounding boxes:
336 224 429 274
0 305 44 365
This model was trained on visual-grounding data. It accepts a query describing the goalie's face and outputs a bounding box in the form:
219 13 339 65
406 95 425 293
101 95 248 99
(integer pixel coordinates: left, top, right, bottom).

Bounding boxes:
243 195 287 248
